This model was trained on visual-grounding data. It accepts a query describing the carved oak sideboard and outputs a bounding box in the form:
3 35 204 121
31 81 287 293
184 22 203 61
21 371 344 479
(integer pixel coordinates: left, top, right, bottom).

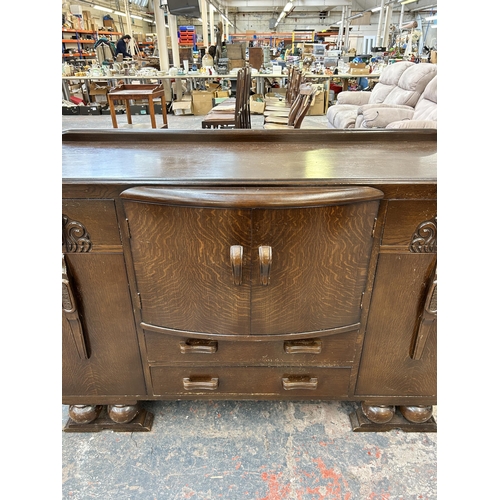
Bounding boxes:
62 129 437 432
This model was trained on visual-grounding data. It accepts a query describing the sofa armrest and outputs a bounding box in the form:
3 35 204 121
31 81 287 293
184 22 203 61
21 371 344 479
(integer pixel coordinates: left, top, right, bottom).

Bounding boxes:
387 119 437 129
357 106 415 128
336 91 371 106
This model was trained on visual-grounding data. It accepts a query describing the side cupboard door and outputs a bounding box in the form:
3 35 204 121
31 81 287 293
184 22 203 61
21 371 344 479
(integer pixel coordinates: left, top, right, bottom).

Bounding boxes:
121 189 252 335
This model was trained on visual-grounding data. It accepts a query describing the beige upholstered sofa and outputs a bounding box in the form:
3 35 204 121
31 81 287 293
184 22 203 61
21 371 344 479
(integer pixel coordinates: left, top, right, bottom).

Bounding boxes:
356 75 437 129
326 62 437 129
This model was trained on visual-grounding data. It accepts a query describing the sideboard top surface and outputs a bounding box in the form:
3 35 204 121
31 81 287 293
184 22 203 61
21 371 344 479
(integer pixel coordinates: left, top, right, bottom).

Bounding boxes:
62 129 437 186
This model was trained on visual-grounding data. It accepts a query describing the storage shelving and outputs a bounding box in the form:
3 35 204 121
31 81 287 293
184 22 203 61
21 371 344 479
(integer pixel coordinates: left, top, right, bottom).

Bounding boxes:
62 28 122 59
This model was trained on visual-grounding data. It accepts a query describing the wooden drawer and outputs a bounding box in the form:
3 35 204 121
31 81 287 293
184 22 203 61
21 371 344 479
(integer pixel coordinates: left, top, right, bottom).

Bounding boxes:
62 199 122 252
381 200 437 249
144 331 358 366
150 366 351 397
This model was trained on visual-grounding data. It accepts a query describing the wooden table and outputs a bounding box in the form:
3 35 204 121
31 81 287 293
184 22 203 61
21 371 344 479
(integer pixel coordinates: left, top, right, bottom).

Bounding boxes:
107 83 168 129
334 72 381 91
62 129 437 434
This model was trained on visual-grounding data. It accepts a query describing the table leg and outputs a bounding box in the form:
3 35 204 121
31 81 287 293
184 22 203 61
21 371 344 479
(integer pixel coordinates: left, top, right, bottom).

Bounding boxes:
161 95 168 128
125 100 132 125
108 96 118 128
148 96 157 129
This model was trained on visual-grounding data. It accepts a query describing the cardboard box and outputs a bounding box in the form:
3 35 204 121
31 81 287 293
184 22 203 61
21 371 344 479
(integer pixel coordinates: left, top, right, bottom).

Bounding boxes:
227 43 245 59
215 90 230 98
250 94 265 114
191 90 215 115
307 91 328 116
89 81 109 95
172 100 193 115
228 59 245 71
349 68 370 75
349 62 366 69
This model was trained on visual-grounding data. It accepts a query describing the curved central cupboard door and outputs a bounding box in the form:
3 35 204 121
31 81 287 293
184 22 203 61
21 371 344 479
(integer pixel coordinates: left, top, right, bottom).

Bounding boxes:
121 187 383 336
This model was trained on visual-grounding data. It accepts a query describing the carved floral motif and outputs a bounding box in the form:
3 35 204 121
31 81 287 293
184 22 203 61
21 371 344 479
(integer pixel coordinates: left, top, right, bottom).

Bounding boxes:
410 217 437 253
62 215 92 252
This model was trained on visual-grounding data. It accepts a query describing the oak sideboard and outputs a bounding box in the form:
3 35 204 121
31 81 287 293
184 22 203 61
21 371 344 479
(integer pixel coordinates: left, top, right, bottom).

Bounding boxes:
62 129 437 432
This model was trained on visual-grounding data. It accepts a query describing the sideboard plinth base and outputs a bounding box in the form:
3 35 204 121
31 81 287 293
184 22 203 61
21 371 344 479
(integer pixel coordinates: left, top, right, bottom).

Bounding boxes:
350 407 437 432
64 407 154 433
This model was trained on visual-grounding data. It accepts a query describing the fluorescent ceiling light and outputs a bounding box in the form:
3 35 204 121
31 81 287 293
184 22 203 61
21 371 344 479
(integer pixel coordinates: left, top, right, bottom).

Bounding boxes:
411 4 437 11
425 15 438 21
430 24 437 28
371 7 381 12
114 11 127 17
93 5 113 13
284 2 294 13
400 0 418 4
130 14 143 20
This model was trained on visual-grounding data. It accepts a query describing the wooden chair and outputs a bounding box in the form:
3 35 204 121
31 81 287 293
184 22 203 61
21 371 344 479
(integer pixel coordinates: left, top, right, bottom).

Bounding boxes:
264 83 315 120
264 67 303 113
263 85 316 130
201 67 252 129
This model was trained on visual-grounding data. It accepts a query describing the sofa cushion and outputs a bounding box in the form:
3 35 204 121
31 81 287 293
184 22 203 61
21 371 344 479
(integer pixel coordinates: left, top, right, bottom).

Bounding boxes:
368 61 413 104
413 75 437 121
387 119 437 129
384 63 437 108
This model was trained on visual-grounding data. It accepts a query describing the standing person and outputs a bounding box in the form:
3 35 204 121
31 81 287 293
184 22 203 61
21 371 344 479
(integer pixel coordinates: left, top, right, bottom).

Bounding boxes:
115 34 132 59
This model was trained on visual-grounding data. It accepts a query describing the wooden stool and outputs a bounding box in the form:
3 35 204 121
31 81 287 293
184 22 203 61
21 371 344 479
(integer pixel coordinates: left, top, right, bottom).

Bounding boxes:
107 83 168 129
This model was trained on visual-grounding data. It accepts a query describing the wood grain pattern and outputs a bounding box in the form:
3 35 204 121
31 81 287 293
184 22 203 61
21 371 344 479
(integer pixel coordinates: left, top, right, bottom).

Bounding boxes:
62 199 122 251
62 130 436 185
62 130 437 420
123 202 252 334
251 202 380 334
150 366 351 397
144 330 358 366
355 253 437 397
381 200 437 247
62 253 146 397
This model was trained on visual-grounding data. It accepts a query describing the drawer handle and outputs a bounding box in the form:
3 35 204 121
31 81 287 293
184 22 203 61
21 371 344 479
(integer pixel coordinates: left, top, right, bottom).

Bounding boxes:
183 377 219 391
259 245 272 285
284 339 322 354
180 340 218 354
62 255 89 360
282 376 318 390
230 245 243 285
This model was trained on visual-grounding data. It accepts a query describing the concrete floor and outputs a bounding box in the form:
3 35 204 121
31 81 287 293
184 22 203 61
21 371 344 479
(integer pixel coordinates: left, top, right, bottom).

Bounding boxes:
61 109 330 131
61 111 437 500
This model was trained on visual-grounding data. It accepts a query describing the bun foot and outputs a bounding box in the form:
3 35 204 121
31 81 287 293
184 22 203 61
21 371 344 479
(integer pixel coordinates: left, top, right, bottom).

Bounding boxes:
108 404 141 424
64 403 153 432
68 405 102 424
400 405 433 423
361 403 395 424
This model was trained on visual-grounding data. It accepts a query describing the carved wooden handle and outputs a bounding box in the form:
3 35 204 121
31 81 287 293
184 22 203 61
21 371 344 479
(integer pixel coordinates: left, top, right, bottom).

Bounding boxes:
284 340 322 354
411 269 437 360
180 340 218 354
62 256 89 360
259 245 272 285
183 377 219 390
230 245 243 285
282 376 318 390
